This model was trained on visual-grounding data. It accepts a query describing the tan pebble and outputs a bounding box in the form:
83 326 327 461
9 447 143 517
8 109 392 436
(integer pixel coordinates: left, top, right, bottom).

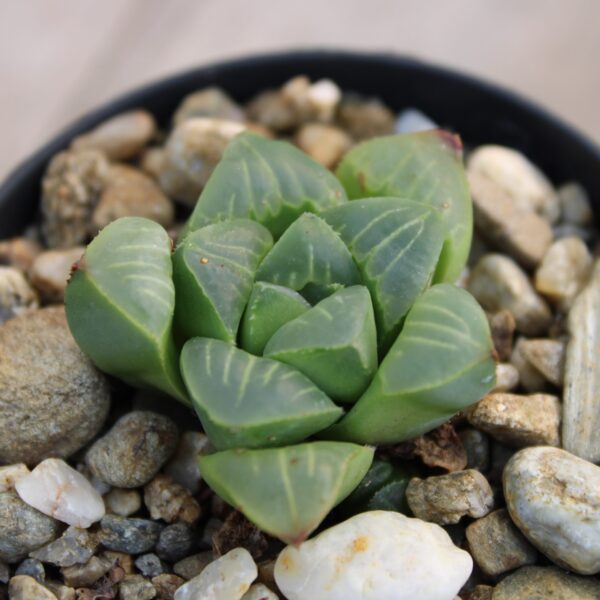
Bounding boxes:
468 171 553 268
468 254 552 336
488 309 516 362
71 110 156 160
465 508 537 576
8 575 56 599
492 362 520 392
295 123 352 169
510 337 548 392
92 164 175 231
562 261 600 463
0 237 42 271
140 146 167 180
41 149 109 248
519 338 565 386
467 392 560 447
337 95 395 140
534 237 592 310
29 247 84 302
60 555 112 587
144 475 201 525
406 470 494 525
104 488 142 517
173 87 245 125
0 266 38 323
468 145 560 223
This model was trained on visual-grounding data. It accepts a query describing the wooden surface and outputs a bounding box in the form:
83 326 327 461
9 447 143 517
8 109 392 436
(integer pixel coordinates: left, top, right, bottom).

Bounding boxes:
1 0 599 181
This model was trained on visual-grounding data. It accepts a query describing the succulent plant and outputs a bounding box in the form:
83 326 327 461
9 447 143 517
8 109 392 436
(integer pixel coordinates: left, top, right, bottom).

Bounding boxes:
66 130 496 544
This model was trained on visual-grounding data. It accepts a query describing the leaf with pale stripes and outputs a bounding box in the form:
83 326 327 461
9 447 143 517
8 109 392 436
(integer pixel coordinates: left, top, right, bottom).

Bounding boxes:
65 217 188 403
325 284 496 443
173 220 273 343
240 282 311 356
180 338 342 450
336 130 472 283
255 213 361 302
199 442 374 544
264 286 377 403
182 132 348 238
322 197 444 350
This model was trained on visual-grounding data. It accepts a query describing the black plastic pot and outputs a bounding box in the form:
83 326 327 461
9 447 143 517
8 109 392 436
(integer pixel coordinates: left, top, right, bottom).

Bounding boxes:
1 50 599 238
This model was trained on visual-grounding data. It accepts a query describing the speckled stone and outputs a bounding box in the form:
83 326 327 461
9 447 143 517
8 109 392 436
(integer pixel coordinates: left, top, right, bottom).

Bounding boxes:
504 447 600 574
465 509 537 576
86 411 178 488
0 491 60 563
493 566 600 599
0 307 110 465
98 516 163 555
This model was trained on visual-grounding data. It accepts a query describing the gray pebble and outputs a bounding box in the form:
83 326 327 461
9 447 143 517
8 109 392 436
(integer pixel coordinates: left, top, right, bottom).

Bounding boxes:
465 509 537 576
155 523 195 563
14 559 44 583
468 254 552 336
173 551 214 580
86 411 178 488
0 491 60 563
29 526 97 568
0 307 111 465
159 118 246 205
8 575 55 600
98 516 163 555
504 446 600 574
558 182 594 226
493 566 600 599
0 561 8 583
510 337 548 393
119 574 157 600
164 431 210 495
458 428 490 472
406 469 494 525
467 393 561 447
0 267 38 324
518 338 565 387
395 108 437 134
134 554 168 578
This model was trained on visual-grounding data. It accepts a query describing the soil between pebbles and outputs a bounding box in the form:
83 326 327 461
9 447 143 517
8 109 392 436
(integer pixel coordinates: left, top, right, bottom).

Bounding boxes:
0 74 599 600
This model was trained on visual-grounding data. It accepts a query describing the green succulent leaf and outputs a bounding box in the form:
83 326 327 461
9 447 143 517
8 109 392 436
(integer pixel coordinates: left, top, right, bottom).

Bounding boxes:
172 220 273 343
325 284 496 444
65 217 188 403
182 132 348 238
264 286 377 403
335 130 472 283
339 459 414 517
240 282 311 355
180 338 343 450
322 197 444 349
198 442 374 544
255 213 361 301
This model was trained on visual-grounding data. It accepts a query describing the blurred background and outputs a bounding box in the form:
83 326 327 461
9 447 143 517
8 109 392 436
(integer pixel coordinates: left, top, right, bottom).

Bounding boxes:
1 0 599 181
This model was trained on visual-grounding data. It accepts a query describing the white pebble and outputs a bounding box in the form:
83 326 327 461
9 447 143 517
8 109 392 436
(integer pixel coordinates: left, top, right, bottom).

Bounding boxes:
274 511 472 600
306 79 341 122
242 583 279 599
15 458 105 528
395 108 437 133
174 547 257 600
0 463 30 492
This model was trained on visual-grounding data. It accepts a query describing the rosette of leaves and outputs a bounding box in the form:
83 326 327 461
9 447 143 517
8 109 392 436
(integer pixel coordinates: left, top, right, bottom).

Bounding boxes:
66 129 495 544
